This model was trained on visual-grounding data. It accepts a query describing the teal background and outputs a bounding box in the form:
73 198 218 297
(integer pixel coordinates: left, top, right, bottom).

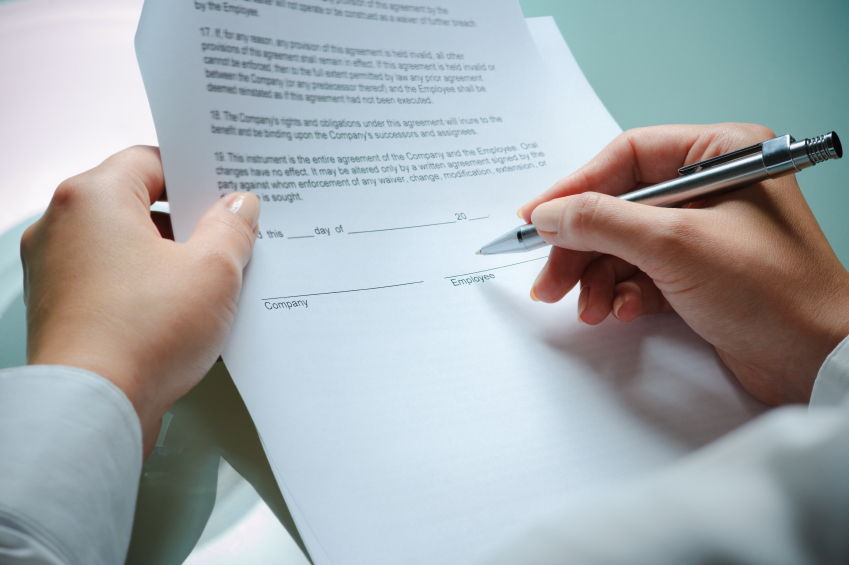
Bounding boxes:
518 0 849 265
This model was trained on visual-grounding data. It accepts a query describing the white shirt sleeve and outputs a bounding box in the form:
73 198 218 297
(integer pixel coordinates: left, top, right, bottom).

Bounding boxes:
0 365 142 565
810 334 849 407
483 335 849 565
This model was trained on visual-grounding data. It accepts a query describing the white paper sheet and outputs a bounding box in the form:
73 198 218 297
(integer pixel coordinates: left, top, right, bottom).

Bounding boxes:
136 4 765 563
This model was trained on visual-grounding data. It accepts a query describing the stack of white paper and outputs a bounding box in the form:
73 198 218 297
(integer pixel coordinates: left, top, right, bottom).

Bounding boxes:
136 3 763 563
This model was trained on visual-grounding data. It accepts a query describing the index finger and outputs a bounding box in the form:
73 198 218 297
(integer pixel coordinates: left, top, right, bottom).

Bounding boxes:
95 145 166 207
56 145 166 218
519 123 775 222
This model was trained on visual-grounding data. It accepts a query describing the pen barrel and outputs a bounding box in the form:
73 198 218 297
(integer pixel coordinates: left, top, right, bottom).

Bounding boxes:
621 153 769 207
516 223 547 251
620 132 842 207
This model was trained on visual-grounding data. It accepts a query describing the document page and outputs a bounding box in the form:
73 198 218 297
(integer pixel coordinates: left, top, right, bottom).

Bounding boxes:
136 4 764 563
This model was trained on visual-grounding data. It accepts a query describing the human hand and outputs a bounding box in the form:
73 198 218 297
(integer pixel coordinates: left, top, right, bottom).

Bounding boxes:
521 123 849 405
21 146 259 453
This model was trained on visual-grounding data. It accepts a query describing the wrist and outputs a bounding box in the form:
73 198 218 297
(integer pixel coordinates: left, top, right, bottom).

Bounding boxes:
28 342 163 443
793 274 849 401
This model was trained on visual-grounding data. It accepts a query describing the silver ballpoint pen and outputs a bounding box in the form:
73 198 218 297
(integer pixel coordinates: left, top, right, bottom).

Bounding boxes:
477 132 842 255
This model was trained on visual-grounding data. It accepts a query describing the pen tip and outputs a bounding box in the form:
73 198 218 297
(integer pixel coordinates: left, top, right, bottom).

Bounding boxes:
475 249 482 255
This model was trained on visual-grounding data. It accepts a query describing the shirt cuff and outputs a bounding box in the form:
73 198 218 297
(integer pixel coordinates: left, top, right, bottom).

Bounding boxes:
0 365 143 565
810 334 849 408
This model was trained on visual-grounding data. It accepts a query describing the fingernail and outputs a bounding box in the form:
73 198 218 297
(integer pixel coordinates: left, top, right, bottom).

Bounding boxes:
516 206 524 219
612 295 625 320
577 285 590 322
531 201 564 233
530 261 549 302
226 192 259 229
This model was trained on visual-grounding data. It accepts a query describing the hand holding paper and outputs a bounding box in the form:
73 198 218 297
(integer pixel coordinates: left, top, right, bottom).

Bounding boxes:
22 146 259 454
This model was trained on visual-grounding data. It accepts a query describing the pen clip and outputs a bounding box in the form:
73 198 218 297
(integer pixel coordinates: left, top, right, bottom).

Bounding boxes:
677 141 764 175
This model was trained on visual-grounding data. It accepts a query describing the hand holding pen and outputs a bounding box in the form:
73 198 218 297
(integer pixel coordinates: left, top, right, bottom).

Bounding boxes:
505 123 849 405
481 130 841 255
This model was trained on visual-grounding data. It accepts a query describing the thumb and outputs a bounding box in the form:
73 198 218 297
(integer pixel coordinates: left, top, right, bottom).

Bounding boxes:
189 192 260 271
530 192 691 273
